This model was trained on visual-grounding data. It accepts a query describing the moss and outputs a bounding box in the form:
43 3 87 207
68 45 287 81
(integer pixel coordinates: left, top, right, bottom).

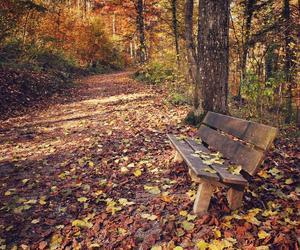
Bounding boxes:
184 111 206 126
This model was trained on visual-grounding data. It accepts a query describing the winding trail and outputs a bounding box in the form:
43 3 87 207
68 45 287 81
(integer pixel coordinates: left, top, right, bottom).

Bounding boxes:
0 71 190 249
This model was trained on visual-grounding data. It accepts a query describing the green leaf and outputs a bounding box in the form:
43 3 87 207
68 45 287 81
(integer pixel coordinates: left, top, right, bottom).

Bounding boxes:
181 220 194 231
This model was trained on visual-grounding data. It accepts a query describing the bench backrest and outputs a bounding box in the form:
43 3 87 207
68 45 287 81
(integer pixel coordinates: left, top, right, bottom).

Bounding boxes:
197 112 278 176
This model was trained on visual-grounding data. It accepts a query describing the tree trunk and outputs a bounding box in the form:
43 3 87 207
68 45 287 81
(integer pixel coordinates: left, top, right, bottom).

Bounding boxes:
198 0 229 114
237 0 256 99
184 0 201 118
171 0 180 63
136 0 146 64
283 0 293 123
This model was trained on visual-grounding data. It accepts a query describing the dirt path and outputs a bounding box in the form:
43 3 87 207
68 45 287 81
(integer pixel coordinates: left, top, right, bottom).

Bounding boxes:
0 72 299 249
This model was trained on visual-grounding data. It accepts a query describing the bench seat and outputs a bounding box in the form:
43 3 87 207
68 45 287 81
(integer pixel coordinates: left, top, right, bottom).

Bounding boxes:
168 112 278 214
167 134 248 186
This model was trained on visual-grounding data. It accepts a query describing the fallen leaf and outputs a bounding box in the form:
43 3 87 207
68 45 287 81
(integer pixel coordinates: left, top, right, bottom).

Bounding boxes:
258 230 270 239
182 220 194 231
134 169 142 177
77 197 88 203
141 213 158 221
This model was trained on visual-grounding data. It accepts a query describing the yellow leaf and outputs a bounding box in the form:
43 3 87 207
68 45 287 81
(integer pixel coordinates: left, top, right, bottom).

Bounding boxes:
214 229 222 238
174 247 183 250
144 185 161 194
258 170 270 179
50 234 62 249
39 196 47 205
227 165 242 175
285 178 294 185
179 210 188 217
31 219 40 224
89 243 100 248
118 198 135 206
134 169 142 177
151 246 162 250
117 227 127 235
197 240 208 250
204 167 217 174
22 179 29 184
72 219 93 228
94 190 103 196
121 166 129 173
186 189 196 201
77 197 88 203
258 230 270 239
24 199 37 204
187 214 197 221
4 191 11 196
127 163 135 168
141 213 157 221
87 161 94 168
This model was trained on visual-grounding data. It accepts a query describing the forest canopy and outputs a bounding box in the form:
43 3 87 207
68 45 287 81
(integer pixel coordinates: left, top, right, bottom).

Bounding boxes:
0 0 299 121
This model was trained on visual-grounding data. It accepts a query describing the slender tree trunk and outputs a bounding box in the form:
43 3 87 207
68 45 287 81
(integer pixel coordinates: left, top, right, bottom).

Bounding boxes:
198 0 229 114
184 0 202 118
283 0 293 123
171 0 180 63
136 0 146 64
237 0 256 99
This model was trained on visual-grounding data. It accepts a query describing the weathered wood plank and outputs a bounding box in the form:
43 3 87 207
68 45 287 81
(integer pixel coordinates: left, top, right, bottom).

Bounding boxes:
167 134 220 181
193 182 214 215
185 138 248 185
203 111 248 138
202 111 278 150
243 122 278 150
197 125 264 176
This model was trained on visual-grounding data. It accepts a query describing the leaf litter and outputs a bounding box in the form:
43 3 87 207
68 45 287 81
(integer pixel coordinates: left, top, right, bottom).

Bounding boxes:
0 72 299 249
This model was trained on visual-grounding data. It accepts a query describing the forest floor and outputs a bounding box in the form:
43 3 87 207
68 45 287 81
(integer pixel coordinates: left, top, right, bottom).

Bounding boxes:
0 71 299 250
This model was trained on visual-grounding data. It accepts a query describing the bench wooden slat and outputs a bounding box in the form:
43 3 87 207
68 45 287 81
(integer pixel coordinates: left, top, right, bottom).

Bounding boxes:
197 125 264 175
185 139 248 185
167 134 220 181
202 111 248 138
243 123 278 150
202 112 278 150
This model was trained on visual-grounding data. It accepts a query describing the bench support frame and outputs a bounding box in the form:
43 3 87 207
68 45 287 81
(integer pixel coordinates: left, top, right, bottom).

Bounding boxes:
227 186 244 210
193 181 214 215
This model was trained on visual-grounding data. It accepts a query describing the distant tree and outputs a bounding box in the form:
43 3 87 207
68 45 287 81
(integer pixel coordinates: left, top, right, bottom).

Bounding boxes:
136 0 146 64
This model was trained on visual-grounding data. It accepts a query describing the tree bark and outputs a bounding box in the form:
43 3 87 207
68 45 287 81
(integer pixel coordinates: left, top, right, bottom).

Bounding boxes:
184 0 202 117
136 0 146 64
283 0 293 123
198 0 229 114
237 0 256 99
171 0 180 63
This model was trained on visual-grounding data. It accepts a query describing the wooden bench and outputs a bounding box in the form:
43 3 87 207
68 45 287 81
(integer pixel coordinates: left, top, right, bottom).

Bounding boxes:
167 111 278 215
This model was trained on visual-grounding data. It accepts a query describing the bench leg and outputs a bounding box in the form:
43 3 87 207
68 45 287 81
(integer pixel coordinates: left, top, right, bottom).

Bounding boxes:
193 182 214 215
173 151 183 163
227 187 244 210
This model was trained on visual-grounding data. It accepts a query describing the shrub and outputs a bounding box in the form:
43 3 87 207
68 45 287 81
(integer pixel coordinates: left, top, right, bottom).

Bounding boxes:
134 61 176 84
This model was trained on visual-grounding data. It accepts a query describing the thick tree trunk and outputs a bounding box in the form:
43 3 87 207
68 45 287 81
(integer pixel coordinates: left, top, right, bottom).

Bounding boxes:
136 0 146 64
237 0 256 99
198 0 229 114
171 0 180 63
